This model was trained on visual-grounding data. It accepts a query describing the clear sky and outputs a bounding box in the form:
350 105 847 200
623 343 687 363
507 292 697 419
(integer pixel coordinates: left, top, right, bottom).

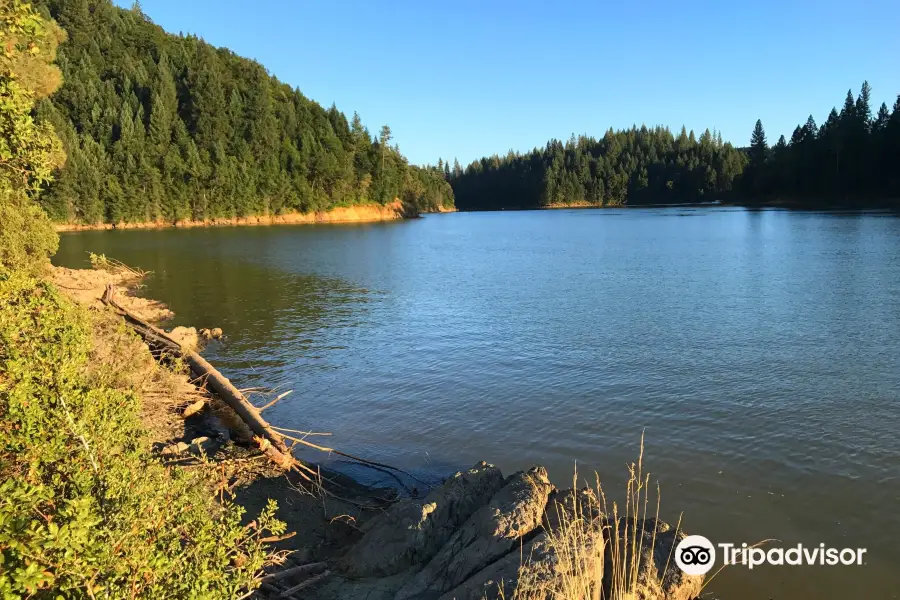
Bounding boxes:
116 0 899 166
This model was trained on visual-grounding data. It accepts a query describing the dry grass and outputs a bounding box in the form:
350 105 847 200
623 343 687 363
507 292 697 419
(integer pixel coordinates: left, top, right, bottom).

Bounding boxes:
509 434 684 600
84 297 209 442
89 251 150 279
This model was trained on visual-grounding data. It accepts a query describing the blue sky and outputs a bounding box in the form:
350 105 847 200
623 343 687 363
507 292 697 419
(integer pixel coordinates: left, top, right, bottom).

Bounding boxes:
117 0 899 166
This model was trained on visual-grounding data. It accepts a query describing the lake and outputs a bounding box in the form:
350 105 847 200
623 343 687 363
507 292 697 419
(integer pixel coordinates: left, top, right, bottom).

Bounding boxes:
55 207 900 599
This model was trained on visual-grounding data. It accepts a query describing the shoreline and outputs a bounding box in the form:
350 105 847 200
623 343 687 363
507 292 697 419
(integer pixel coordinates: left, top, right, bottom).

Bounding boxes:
450 198 900 213
54 201 411 232
47 264 703 600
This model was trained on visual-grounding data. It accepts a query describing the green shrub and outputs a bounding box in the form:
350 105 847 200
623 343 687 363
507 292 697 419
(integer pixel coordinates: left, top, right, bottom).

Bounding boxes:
0 183 58 276
0 0 65 276
0 272 284 599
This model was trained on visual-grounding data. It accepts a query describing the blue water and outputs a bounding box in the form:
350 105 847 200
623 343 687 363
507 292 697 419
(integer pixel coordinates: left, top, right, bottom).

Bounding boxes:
56 206 900 599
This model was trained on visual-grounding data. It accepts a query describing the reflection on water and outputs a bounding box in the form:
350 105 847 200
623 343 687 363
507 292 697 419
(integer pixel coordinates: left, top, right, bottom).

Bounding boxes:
55 208 900 600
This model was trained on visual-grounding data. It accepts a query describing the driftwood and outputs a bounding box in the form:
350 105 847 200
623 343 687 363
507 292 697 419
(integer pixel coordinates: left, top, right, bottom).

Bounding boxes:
101 285 293 469
100 283 424 498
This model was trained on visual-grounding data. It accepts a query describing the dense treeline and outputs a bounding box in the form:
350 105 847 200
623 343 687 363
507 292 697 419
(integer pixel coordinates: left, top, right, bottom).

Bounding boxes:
449 127 748 211
451 81 900 211
29 0 452 225
742 81 900 203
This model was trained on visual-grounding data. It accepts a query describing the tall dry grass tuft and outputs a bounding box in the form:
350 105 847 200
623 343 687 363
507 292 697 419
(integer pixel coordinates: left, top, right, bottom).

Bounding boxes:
510 433 683 600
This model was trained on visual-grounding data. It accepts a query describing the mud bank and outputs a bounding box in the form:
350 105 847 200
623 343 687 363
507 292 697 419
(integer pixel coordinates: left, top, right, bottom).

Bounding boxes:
54 201 409 232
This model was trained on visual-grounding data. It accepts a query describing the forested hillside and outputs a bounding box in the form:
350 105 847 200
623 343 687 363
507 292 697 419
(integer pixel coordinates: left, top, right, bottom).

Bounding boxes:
30 0 453 225
451 81 900 211
742 81 900 202
449 127 748 211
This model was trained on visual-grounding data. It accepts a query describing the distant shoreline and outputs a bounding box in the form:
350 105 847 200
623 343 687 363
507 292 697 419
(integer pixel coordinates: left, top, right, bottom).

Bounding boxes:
55 198 897 233
450 198 900 213
54 201 414 232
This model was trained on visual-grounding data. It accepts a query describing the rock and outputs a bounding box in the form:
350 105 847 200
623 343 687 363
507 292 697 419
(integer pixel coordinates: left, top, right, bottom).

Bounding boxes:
603 518 704 600
333 466 701 600
160 441 189 456
199 327 224 341
441 487 604 600
338 462 504 578
189 436 215 454
395 466 554 600
437 531 548 600
168 326 199 351
310 571 412 600
182 399 206 418
543 486 603 532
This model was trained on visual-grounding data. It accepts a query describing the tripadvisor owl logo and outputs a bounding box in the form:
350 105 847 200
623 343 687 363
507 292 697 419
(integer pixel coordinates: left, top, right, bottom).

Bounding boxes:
675 535 716 575
674 534 868 574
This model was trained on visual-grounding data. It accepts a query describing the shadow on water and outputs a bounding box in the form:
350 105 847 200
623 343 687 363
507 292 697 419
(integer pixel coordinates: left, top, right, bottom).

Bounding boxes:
55 226 374 385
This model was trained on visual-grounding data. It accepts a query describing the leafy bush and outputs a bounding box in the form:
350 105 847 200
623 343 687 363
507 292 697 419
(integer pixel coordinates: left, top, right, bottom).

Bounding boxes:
0 272 284 599
0 0 65 275
0 183 58 276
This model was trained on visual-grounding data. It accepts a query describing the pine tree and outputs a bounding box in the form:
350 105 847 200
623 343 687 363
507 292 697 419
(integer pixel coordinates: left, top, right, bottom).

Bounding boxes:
803 115 818 140
856 80 872 131
749 119 768 166
873 102 890 133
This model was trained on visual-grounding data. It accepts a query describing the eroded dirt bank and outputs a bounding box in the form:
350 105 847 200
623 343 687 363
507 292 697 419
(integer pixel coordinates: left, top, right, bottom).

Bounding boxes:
54 201 409 232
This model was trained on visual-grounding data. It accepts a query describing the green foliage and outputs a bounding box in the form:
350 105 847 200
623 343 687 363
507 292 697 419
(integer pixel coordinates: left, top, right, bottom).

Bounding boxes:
0 182 58 276
0 0 64 275
0 273 284 599
29 0 452 223
0 0 66 192
742 81 900 200
450 127 747 210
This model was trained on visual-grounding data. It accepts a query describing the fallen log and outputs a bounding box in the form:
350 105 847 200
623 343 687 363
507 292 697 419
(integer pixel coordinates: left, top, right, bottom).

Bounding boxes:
101 285 292 467
100 283 420 495
184 351 290 454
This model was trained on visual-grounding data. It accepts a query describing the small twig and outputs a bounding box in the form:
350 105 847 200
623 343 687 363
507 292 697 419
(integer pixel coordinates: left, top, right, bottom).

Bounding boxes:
53 282 96 291
275 570 331 598
258 390 293 412
282 434 430 487
271 425 331 437
259 531 297 544
261 562 326 583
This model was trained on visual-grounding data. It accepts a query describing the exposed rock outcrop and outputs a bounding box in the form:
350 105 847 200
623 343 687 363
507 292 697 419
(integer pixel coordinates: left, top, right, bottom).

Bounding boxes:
315 463 703 600
338 461 504 578
442 487 605 600
395 466 553 600
438 533 552 600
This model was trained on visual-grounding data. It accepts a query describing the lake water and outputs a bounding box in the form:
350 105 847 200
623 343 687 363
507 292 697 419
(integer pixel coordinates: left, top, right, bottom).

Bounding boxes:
55 207 900 599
